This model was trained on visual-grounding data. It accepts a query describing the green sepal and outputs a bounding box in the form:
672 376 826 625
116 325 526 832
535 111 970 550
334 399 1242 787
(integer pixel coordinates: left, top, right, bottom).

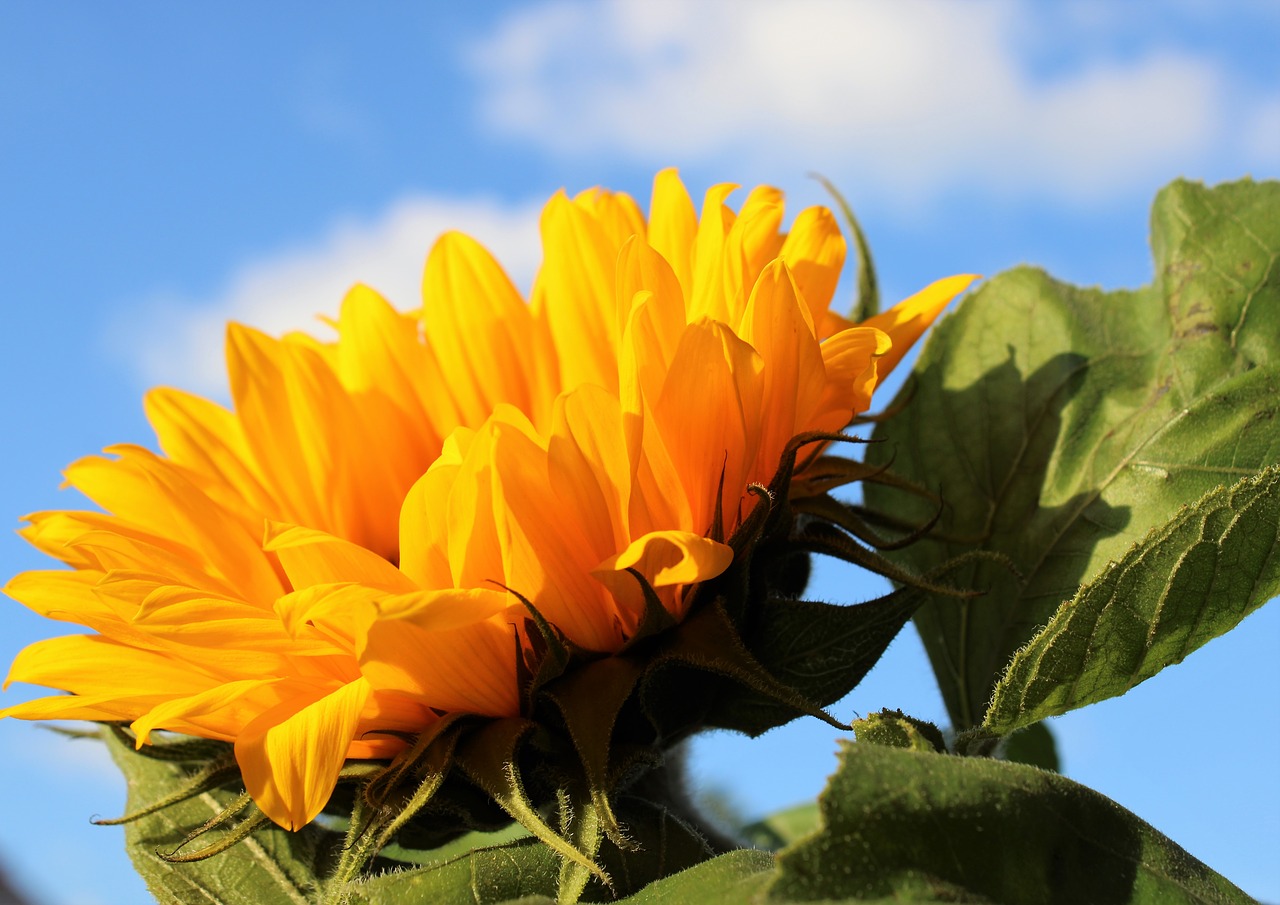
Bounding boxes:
159 804 271 864
544 656 645 850
455 717 611 891
704 593 922 736
504 588 579 712
852 709 947 753
793 520 978 599
593 796 717 897
812 173 879 322
556 788 606 905
92 740 240 826
345 836 560 905
616 569 678 651
641 601 847 741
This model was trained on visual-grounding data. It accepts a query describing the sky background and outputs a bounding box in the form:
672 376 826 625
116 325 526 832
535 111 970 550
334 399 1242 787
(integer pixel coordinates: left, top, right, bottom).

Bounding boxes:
1 2 1278 902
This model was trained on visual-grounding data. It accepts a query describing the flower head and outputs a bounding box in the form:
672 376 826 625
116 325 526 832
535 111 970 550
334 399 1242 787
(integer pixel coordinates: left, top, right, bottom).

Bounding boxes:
3 170 975 831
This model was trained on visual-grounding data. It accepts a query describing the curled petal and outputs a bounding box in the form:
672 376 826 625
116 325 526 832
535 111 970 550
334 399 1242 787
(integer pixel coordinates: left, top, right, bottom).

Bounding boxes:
594 530 733 589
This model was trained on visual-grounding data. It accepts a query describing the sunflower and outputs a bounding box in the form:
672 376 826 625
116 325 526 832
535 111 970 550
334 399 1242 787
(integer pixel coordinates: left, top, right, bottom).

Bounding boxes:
3 170 975 831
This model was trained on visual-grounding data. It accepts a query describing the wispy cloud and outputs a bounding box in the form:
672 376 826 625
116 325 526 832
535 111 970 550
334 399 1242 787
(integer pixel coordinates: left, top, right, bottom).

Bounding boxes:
115 196 542 395
467 0 1277 205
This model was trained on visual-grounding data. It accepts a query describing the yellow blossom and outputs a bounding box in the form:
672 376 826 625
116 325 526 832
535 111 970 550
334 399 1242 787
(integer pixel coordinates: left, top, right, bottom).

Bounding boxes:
3 169 975 830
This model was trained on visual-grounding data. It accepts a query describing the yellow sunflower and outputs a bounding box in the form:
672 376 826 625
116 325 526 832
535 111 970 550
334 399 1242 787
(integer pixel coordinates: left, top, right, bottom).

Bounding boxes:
3 169 975 830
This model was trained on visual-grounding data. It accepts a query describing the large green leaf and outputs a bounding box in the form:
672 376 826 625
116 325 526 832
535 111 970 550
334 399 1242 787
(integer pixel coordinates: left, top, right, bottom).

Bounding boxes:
769 741 1250 904
346 837 560 904
865 178 1280 728
611 850 774 905
985 467 1280 733
102 726 334 905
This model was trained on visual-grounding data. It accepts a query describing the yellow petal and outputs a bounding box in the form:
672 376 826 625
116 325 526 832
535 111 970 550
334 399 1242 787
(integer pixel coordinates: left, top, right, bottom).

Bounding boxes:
780 205 847 325
814 326 892 428
64 446 279 601
0 693 151 723
17 511 102 568
334 284 448 492
688 183 739 324
861 274 979 378
227 324 335 531
489 413 621 650
573 186 646 250
235 677 371 830
647 168 697 301
263 521 415 593
5 634 213 696
145 387 276 524
549 384 632 552
132 678 277 746
6 570 116 623
397 464 458 590
721 185 785 329
274 583 376 642
422 232 556 426
536 191 622 393
375 587 512 632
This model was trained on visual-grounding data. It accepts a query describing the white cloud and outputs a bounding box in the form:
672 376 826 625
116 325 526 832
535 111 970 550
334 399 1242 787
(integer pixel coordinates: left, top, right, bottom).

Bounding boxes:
116 196 543 395
466 0 1275 204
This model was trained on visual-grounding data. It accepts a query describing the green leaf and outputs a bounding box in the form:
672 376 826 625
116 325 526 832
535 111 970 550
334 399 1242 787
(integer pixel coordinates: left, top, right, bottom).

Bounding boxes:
741 803 821 851
347 837 560 905
865 178 1280 728
1000 722 1060 773
769 741 1252 904
351 798 717 904
612 849 775 905
102 725 334 905
985 467 1280 734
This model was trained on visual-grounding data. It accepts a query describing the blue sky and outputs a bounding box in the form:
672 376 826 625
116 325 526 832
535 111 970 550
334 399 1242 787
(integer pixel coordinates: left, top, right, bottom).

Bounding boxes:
1 2 1277 903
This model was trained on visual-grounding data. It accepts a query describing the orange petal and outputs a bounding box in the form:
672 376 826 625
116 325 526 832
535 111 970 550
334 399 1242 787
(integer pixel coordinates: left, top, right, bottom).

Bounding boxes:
235 677 371 830
652 319 764 534
740 259 827 477
358 605 519 716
